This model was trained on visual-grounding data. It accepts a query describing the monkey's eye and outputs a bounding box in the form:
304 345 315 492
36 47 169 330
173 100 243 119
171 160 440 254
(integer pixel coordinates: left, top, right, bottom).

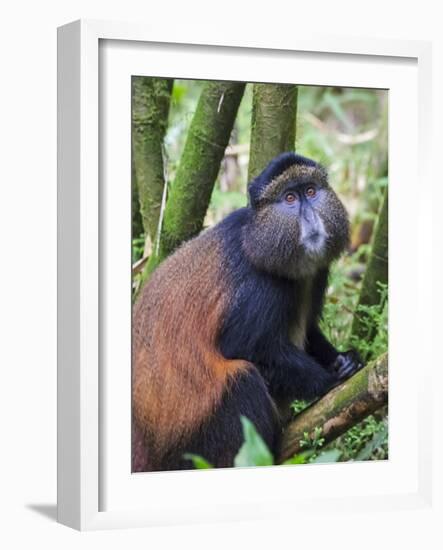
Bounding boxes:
305 185 317 198
285 192 297 204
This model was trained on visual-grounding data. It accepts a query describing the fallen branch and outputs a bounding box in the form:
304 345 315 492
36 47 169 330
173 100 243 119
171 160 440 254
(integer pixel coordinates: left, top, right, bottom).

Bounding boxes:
132 255 149 276
278 352 388 463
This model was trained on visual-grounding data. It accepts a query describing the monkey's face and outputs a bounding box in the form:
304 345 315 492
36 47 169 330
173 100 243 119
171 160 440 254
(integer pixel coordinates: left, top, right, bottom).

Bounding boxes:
277 181 329 255
276 178 349 258
244 162 349 279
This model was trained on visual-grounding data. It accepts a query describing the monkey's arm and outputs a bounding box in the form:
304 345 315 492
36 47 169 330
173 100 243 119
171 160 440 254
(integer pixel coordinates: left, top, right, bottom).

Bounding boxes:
257 342 338 401
305 325 339 366
218 270 343 401
306 269 363 379
306 325 363 381
219 311 337 401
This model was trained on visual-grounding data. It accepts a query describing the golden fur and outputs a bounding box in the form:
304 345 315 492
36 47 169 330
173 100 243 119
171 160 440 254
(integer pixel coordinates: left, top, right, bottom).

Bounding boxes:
132 230 247 469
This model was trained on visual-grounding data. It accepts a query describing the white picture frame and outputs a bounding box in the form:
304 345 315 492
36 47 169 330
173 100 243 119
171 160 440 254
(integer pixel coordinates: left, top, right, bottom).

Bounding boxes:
57 19 434 531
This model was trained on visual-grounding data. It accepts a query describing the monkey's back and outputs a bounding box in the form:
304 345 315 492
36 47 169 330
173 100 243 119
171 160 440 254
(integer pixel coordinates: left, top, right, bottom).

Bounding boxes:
132 228 247 470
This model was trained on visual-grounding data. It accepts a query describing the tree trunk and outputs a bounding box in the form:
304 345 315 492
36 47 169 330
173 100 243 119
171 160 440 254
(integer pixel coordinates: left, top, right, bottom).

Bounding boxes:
247 84 298 182
143 80 246 277
279 353 388 462
131 153 143 240
132 77 173 242
350 188 388 343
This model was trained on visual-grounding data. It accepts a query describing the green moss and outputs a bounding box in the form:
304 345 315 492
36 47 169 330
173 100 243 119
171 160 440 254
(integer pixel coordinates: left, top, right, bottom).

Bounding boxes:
132 77 173 240
248 84 298 181
292 369 368 434
157 81 245 260
328 366 369 415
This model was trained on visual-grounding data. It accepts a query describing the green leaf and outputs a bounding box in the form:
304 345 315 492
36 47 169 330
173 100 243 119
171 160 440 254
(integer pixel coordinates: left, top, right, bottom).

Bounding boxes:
183 453 214 469
233 416 274 467
290 400 310 414
282 451 313 465
312 449 342 463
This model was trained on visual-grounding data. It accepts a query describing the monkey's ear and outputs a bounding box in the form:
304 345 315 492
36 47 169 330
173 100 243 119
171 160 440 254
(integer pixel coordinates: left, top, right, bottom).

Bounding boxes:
248 152 298 207
247 180 261 208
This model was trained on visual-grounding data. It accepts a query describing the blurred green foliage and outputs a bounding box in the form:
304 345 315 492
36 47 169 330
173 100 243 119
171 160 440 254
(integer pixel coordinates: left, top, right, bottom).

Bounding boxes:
132 234 145 264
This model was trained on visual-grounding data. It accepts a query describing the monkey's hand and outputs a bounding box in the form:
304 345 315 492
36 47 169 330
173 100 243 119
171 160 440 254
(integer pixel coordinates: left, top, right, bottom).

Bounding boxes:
331 350 364 382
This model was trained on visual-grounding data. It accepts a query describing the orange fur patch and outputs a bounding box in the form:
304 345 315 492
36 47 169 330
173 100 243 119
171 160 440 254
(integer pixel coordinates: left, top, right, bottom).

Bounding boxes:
132 230 247 469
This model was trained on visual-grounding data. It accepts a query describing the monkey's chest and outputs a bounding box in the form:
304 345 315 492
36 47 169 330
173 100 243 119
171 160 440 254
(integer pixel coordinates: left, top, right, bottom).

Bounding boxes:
288 280 313 350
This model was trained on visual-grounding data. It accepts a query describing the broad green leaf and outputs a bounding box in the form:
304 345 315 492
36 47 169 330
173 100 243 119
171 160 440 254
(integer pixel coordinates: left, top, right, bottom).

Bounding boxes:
312 449 342 463
282 451 313 465
183 453 214 469
233 416 274 467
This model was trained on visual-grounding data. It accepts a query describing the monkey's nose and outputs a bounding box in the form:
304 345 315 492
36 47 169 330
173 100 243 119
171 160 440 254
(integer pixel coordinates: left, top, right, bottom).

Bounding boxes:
304 230 320 243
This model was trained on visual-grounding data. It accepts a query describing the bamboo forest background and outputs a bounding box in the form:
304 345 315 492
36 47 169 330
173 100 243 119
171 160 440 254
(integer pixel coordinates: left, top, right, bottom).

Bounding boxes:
131 79 388 467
